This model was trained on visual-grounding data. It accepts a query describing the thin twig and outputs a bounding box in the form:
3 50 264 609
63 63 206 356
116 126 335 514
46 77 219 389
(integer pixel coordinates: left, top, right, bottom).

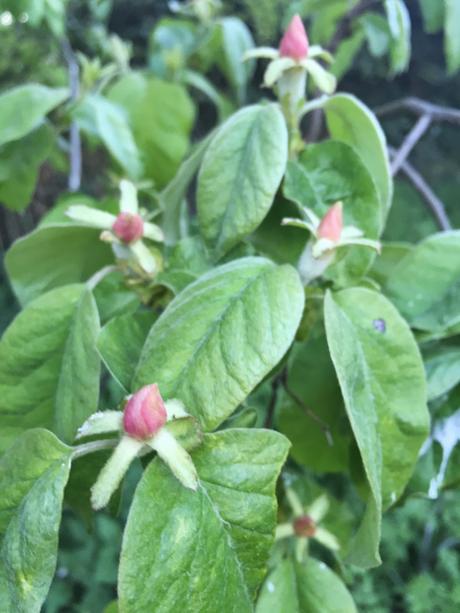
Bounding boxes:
390 114 432 176
265 373 284 429
376 97 460 125
389 147 452 231
61 38 81 192
283 383 334 446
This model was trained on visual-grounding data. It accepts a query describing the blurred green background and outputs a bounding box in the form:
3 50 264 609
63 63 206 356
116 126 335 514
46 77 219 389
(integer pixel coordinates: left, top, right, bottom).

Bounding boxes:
1 1 459 611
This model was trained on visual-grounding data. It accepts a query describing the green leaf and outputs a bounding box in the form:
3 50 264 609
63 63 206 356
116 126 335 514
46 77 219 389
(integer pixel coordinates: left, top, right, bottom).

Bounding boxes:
384 232 460 333
418 0 444 33
0 285 101 450
424 344 460 401
5 224 112 306
0 429 72 612
277 332 352 473
0 124 53 212
445 0 460 73
119 429 290 611
332 28 366 79
256 557 357 613
385 0 411 74
323 94 393 216
108 73 195 188
324 288 429 567
216 17 255 104
361 13 391 57
284 141 381 284
74 94 142 179
0 84 67 147
197 104 288 259
134 258 304 431
98 311 157 391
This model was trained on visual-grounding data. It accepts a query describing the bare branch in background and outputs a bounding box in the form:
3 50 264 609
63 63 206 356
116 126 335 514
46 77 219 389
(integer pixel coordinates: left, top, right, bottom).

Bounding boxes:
390 114 431 176
61 38 81 192
376 97 460 125
389 147 452 231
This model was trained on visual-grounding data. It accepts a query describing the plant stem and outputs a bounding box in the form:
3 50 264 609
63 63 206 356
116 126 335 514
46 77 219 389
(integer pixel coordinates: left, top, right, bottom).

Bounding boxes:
72 438 118 460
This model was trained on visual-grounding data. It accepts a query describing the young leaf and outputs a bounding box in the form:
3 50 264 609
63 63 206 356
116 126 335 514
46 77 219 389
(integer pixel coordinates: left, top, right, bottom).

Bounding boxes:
0 285 101 450
5 224 112 306
385 0 411 75
119 429 290 611
256 558 357 613
324 288 429 567
0 429 72 612
216 17 255 104
445 0 460 74
418 0 444 34
283 141 381 284
0 84 67 147
197 104 288 259
423 344 460 401
134 258 304 431
74 94 143 180
323 94 392 216
384 231 460 334
98 311 157 392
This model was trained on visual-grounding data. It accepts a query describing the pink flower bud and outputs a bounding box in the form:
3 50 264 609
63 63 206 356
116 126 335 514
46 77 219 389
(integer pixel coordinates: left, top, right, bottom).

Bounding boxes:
317 202 343 242
112 213 144 244
293 515 317 538
279 15 309 61
123 384 167 440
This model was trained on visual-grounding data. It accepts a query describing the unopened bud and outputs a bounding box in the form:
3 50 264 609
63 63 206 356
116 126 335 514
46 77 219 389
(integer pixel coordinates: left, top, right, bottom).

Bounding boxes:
293 515 317 538
112 212 144 244
123 384 167 440
317 202 343 242
279 15 309 61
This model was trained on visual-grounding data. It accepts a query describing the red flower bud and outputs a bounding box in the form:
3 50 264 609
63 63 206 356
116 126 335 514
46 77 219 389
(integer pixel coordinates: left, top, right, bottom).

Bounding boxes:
279 15 309 61
317 202 343 242
112 213 144 244
123 384 167 440
293 515 317 538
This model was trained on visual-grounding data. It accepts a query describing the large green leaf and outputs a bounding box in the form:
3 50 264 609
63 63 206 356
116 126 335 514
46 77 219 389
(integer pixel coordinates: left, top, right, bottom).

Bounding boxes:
98 311 157 392
283 141 381 285
216 17 255 104
0 429 72 613
323 94 392 216
0 285 100 450
74 93 142 179
384 232 460 333
0 84 67 147
134 258 304 431
324 288 429 567
5 224 112 306
0 124 53 212
197 104 288 259
119 429 290 611
256 558 357 613
108 73 195 188
445 0 460 74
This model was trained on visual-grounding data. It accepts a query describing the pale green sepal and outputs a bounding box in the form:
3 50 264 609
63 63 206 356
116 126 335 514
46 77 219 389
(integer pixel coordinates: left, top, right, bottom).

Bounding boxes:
309 45 334 63
164 399 189 420
338 237 381 252
76 410 123 439
308 494 329 523
129 240 157 275
275 523 295 540
312 237 336 258
315 526 340 551
149 428 198 491
66 205 115 229
281 217 316 234
286 487 304 516
143 221 165 242
243 47 278 61
119 179 139 214
264 57 297 86
302 59 337 94
91 435 143 510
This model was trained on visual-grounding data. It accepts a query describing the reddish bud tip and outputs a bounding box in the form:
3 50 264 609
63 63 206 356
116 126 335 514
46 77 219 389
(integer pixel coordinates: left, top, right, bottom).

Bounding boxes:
279 15 309 61
293 515 317 538
123 384 167 440
317 202 343 242
112 213 144 244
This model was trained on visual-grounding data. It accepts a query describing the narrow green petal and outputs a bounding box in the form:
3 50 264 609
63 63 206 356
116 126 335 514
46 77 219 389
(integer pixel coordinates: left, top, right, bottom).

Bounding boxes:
120 179 138 214
76 410 123 439
149 428 198 491
66 205 115 229
264 57 297 87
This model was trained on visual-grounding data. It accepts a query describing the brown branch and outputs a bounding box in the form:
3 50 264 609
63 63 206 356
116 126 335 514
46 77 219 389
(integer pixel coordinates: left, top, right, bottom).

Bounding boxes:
389 147 452 231
390 114 431 176
376 97 460 125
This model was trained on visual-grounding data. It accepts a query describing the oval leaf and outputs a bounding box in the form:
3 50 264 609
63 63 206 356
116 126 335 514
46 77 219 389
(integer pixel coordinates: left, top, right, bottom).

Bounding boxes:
119 429 290 611
134 258 304 431
324 288 429 567
197 104 288 259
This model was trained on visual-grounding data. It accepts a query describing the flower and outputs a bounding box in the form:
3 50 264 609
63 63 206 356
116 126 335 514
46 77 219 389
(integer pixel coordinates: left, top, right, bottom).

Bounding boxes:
243 15 336 96
77 385 200 510
282 201 381 284
276 490 340 562
66 180 163 276
279 15 309 61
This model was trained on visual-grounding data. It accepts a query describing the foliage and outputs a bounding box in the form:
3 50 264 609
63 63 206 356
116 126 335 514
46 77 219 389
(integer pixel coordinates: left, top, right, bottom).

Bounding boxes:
0 1 460 611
